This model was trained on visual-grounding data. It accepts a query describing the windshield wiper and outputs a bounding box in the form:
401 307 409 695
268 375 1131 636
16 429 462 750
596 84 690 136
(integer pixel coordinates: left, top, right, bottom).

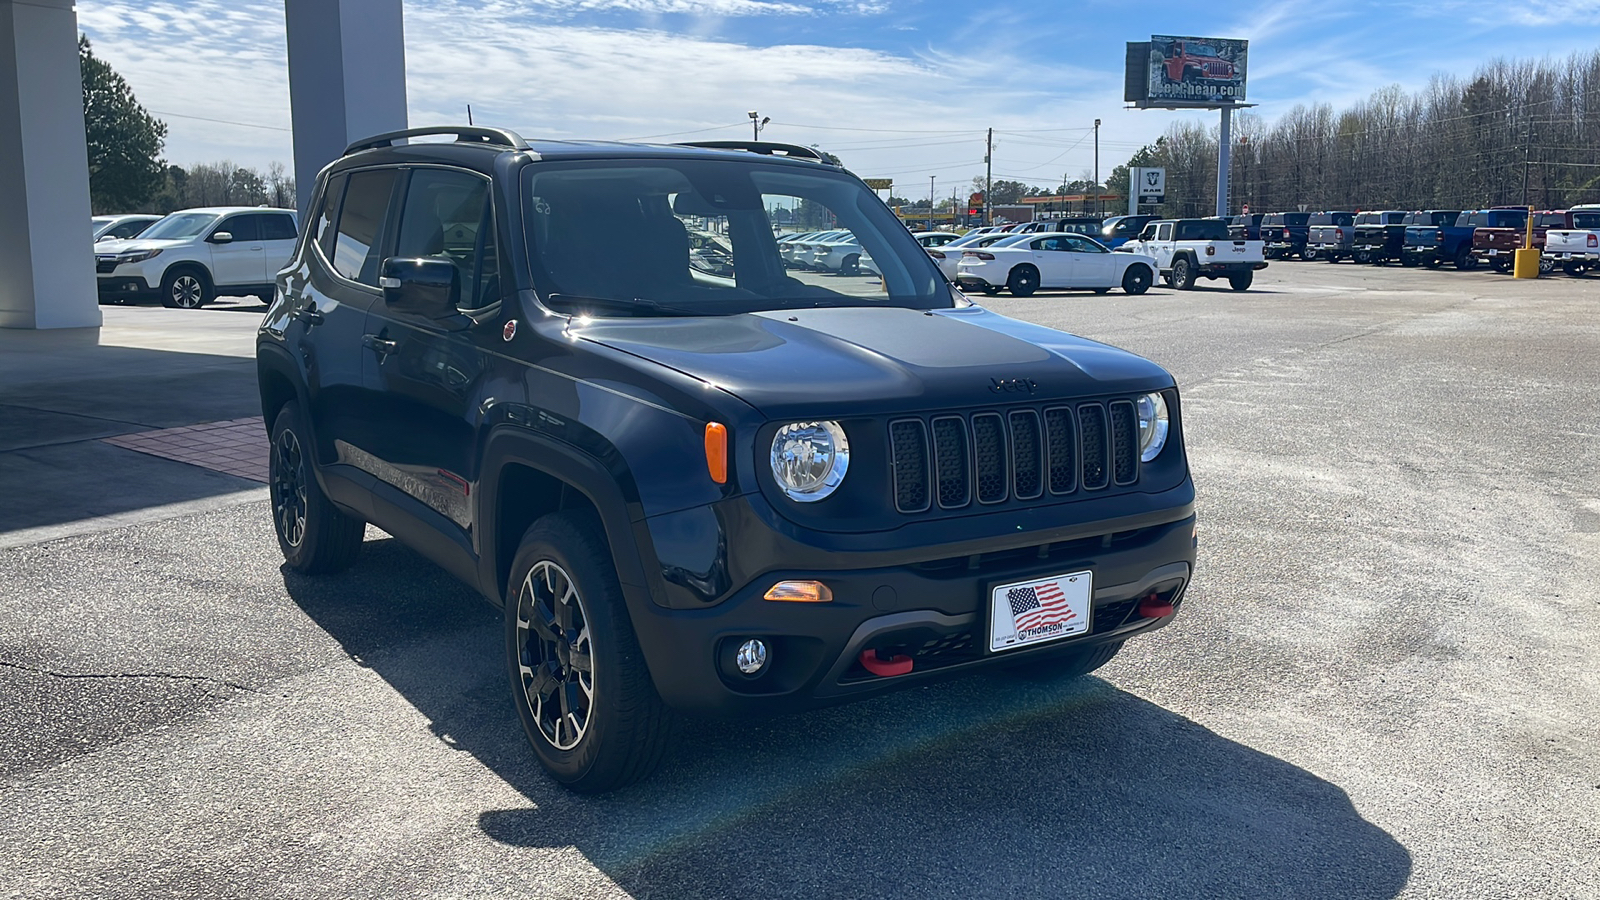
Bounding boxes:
544 293 701 317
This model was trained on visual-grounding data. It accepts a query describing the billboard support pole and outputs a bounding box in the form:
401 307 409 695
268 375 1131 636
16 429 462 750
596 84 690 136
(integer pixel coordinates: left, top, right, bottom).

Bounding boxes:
1216 105 1232 218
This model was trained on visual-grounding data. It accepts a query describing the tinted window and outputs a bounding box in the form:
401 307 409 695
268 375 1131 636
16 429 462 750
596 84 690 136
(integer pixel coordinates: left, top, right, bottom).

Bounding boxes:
1155 222 1173 241
315 174 347 260
109 219 151 239
261 214 297 241
1355 213 1379 225
1572 212 1600 229
332 169 398 285
1176 219 1229 240
216 214 260 242
1262 214 1283 226
1286 213 1310 226
395 168 500 309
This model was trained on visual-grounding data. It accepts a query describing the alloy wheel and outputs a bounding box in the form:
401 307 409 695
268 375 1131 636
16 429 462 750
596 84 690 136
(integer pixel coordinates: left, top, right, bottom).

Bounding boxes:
517 560 595 751
271 428 308 549
172 275 203 308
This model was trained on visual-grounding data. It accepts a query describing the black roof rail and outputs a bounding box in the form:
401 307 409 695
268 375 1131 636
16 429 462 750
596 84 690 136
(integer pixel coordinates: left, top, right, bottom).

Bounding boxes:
675 140 830 163
344 126 530 156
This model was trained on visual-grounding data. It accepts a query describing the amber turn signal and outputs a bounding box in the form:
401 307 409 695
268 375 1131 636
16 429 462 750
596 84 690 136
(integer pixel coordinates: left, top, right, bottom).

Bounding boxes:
704 422 728 484
763 581 833 603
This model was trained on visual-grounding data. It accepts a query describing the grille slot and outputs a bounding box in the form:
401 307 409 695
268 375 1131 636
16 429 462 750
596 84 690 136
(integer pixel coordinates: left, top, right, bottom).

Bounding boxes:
971 413 1008 504
1045 407 1076 495
887 398 1144 516
1109 400 1138 486
1009 410 1044 500
889 419 931 513
1078 403 1109 491
931 416 970 509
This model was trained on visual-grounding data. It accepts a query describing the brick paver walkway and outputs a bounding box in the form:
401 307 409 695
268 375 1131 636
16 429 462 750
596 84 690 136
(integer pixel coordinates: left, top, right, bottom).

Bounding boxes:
102 417 269 483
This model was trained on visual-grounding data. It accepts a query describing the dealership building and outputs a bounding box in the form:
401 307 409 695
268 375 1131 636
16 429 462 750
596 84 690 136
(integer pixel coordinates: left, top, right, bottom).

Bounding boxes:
0 0 409 330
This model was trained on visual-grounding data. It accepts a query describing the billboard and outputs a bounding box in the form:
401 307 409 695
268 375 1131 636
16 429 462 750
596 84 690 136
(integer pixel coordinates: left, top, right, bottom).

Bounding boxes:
1125 35 1247 108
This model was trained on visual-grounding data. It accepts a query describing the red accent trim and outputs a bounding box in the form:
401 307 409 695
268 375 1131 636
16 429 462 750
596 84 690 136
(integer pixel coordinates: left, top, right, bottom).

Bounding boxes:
1138 595 1175 618
437 469 470 496
859 649 913 677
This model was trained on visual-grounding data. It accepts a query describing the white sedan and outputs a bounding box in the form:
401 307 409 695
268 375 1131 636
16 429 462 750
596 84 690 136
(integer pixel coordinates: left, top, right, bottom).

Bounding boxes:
954 232 1157 296
927 232 1031 279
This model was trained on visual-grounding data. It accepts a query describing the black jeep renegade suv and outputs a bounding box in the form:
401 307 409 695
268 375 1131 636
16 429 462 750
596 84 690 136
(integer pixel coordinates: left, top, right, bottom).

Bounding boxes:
257 127 1198 792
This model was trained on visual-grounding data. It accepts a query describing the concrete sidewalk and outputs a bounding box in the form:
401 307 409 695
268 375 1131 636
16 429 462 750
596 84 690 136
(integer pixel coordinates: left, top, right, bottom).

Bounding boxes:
0 301 271 547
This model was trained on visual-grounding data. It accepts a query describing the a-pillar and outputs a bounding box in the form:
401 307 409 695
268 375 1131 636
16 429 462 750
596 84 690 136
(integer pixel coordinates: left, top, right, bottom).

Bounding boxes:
0 0 98 330
284 0 408 216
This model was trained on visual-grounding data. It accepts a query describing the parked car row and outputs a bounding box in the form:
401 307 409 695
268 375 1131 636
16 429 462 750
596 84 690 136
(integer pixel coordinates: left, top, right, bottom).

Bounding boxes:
1238 205 1600 276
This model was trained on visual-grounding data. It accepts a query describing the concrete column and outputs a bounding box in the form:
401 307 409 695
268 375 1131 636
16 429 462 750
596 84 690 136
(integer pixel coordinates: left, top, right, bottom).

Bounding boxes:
284 0 408 216
0 0 99 330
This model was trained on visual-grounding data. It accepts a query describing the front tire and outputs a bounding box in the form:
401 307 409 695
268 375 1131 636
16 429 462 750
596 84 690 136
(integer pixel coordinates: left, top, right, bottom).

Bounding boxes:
1007 265 1040 297
160 268 213 309
1121 265 1153 295
1171 257 1196 290
1539 255 1555 274
269 403 364 574
506 512 675 793
1302 247 1318 261
1455 246 1478 270
1228 271 1254 291
1354 250 1371 264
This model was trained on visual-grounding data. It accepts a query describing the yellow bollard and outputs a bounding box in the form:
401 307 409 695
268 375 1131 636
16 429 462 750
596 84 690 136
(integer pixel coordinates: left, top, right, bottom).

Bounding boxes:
1513 248 1540 279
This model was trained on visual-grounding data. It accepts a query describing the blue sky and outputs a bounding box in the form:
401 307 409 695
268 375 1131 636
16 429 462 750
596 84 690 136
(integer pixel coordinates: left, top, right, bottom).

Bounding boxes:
78 0 1600 196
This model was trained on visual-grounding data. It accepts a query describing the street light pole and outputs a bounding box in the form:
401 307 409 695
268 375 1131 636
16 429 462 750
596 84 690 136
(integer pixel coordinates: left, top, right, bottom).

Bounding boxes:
747 110 770 141
929 175 936 232
1093 118 1101 216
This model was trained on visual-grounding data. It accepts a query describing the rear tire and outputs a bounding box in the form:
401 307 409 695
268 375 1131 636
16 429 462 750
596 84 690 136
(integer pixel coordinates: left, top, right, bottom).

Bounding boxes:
1401 256 1420 267
1564 261 1589 277
1354 250 1371 264
506 512 676 793
1424 256 1442 269
1302 247 1318 261
1007 265 1040 297
1007 640 1124 680
1228 271 1254 291
1492 258 1513 273
269 402 364 574
1171 257 1196 290
1121 264 1153 296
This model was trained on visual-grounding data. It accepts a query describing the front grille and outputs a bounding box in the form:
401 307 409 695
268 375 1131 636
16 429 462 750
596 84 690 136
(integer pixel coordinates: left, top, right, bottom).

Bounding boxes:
95 258 119 273
890 398 1144 515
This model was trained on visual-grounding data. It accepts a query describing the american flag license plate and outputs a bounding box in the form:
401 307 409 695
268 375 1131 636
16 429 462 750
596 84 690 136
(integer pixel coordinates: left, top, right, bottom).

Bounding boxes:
989 571 1093 653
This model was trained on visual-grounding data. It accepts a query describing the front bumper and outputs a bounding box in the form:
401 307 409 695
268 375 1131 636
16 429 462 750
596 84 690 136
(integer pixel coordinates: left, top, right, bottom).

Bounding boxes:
96 273 157 300
631 508 1198 717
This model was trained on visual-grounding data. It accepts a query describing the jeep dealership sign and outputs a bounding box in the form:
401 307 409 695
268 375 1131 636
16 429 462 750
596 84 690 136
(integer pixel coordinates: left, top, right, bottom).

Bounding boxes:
1125 35 1248 109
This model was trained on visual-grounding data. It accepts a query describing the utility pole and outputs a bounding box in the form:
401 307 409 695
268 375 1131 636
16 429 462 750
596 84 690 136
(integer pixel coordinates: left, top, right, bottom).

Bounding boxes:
1522 118 1532 209
1093 118 1101 216
985 127 993 226
928 176 936 231
1216 106 1232 218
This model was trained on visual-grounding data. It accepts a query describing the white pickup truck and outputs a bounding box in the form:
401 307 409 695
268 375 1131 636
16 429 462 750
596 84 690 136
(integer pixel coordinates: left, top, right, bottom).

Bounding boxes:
1543 204 1600 276
1117 218 1268 290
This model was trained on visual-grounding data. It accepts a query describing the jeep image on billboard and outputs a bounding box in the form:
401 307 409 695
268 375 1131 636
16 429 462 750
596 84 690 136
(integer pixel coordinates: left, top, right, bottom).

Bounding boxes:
1148 35 1248 105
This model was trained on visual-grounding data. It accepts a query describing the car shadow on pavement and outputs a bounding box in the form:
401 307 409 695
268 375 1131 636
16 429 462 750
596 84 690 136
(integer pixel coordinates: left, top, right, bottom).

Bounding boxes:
283 537 1412 900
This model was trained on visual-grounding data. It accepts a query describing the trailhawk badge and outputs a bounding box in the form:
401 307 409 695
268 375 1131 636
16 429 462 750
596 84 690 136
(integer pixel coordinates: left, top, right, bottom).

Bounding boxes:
503 319 517 342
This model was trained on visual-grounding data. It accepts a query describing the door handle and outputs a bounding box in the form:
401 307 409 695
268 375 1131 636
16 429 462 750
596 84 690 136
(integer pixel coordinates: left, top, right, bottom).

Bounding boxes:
291 304 324 326
362 334 398 356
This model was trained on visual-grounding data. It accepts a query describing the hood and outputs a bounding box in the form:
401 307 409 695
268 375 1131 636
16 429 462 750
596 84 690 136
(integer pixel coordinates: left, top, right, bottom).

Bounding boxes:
572 305 1174 419
94 238 196 255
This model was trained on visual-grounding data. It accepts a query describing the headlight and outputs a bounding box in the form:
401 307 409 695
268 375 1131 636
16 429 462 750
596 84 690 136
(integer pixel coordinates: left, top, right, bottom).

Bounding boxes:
1136 392 1170 462
117 249 162 264
770 421 849 502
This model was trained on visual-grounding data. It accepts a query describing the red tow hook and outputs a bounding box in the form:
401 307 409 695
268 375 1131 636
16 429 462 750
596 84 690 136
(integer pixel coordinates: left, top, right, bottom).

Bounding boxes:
859 648 913 677
1138 593 1175 618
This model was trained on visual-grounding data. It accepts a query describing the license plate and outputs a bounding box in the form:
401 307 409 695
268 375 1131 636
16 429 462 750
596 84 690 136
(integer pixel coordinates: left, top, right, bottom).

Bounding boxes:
1488 249 1499 256
989 571 1093 652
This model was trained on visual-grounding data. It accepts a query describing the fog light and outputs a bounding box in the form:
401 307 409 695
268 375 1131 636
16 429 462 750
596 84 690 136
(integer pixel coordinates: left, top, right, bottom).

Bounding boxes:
736 639 768 675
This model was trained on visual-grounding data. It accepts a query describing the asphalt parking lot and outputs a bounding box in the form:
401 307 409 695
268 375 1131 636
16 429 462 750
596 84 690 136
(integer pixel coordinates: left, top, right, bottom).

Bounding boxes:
3 263 1598 899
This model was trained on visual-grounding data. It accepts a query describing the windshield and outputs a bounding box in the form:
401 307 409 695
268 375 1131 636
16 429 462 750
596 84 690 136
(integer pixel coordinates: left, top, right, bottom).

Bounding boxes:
1191 45 1218 57
138 212 218 241
523 160 945 316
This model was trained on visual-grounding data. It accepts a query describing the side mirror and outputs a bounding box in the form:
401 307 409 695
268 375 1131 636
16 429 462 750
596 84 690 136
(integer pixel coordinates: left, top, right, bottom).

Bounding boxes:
379 257 468 327
208 231 233 244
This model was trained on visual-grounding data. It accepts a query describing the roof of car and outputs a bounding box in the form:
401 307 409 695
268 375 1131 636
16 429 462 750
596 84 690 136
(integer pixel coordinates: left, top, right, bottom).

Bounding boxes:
166 206 295 216
334 133 843 177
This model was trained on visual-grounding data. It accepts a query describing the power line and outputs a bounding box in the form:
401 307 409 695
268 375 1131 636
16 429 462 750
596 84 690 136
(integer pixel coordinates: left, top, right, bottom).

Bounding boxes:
149 110 291 132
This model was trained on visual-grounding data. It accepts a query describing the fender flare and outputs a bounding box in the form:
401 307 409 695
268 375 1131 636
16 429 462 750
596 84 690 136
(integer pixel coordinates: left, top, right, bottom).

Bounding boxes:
477 425 663 610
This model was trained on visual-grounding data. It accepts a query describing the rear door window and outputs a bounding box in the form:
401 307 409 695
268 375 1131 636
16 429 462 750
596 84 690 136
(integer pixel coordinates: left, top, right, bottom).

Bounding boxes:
261 213 298 241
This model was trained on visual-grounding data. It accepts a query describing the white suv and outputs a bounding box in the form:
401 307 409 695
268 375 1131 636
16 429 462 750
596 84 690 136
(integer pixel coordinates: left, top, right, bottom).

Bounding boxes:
95 206 299 308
